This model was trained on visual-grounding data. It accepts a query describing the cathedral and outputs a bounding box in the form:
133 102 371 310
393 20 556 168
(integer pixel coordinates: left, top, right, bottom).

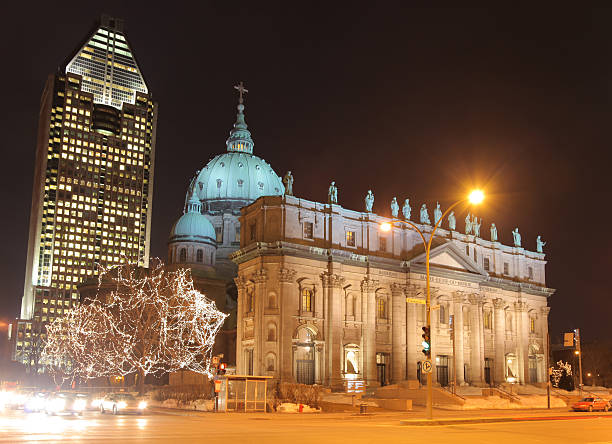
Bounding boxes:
169 86 554 388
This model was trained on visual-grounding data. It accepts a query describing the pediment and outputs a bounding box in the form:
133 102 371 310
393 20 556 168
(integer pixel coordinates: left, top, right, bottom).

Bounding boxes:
409 242 488 277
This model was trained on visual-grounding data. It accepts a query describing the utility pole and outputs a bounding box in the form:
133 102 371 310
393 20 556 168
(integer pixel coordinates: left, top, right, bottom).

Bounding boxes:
546 332 551 409
575 328 583 396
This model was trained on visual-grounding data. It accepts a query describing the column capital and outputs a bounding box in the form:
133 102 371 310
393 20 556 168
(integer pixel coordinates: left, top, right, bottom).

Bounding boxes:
540 306 551 316
278 267 297 283
452 291 467 304
493 297 505 310
234 275 248 290
514 301 528 312
321 272 345 289
468 293 483 306
253 269 267 284
360 277 379 293
390 282 406 296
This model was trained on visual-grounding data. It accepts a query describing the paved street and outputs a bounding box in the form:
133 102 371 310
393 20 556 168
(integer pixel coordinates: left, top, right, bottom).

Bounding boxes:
1 409 612 443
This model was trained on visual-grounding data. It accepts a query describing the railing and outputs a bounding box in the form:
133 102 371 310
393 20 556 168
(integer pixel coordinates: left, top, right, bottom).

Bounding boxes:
487 385 521 403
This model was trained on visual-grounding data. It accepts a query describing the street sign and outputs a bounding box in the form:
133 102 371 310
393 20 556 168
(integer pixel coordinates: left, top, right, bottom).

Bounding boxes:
214 380 222 393
346 379 365 394
422 359 433 374
406 297 425 304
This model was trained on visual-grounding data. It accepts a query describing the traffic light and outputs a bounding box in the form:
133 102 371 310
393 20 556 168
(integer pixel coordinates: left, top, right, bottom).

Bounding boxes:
421 326 431 357
217 362 227 376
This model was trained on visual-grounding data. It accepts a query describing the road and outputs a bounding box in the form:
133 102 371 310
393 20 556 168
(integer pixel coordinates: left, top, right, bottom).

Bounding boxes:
1 408 611 443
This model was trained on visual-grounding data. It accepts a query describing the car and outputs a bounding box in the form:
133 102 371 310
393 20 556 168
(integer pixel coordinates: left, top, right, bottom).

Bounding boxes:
99 393 147 415
24 392 50 412
45 392 88 415
571 397 610 412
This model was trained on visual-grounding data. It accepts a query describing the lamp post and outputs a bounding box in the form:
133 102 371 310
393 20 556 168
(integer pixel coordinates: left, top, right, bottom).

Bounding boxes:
380 189 484 420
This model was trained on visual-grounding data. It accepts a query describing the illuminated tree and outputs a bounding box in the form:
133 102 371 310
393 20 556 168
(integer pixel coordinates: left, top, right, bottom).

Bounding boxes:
43 260 228 392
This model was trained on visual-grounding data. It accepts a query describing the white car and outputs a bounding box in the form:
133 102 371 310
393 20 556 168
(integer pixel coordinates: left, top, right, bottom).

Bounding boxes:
100 393 147 415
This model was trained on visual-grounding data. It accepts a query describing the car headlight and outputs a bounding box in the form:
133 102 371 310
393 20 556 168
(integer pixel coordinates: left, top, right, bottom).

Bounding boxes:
74 400 86 411
91 398 102 407
117 401 127 409
52 399 66 412
138 401 147 409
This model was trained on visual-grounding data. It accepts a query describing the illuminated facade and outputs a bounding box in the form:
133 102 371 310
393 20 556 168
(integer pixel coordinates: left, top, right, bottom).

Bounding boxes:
231 196 554 388
13 16 157 371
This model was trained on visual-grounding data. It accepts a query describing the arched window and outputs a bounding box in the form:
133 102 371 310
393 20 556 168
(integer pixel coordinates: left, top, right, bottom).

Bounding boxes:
179 248 187 263
377 298 386 319
266 353 276 372
301 288 313 312
196 249 203 263
268 292 277 309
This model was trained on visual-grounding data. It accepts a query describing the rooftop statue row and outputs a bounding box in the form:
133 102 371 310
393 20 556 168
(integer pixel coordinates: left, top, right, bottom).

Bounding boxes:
281 177 547 254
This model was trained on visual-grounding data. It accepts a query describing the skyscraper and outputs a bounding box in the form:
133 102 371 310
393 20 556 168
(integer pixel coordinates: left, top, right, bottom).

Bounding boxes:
12 16 157 371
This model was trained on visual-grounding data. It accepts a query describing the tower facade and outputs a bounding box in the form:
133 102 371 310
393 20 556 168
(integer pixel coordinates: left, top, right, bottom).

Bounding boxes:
14 16 157 371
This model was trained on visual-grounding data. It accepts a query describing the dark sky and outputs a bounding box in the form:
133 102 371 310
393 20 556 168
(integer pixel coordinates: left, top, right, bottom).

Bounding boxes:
1 3 610 341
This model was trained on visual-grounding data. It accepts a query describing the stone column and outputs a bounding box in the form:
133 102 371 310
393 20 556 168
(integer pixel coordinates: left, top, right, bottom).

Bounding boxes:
322 271 345 388
234 275 247 374
405 285 418 380
493 298 506 383
468 294 483 384
278 267 297 383
253 269 267 376
515 301 529 384
361 277 378 385
452 292 465 385
391 283 406 383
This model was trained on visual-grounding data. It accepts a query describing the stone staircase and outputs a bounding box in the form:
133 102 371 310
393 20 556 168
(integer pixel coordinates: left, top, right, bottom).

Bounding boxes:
370 381 465 407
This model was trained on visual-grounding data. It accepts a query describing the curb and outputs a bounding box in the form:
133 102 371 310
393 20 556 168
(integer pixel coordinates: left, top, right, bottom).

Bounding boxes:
400 413 612 426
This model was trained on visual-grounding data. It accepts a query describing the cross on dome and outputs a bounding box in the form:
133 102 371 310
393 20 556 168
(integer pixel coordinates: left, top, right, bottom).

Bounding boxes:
234 81 248 104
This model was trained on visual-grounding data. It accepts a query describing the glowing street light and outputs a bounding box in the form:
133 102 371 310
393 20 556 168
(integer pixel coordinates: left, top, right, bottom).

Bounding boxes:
379 189 484 420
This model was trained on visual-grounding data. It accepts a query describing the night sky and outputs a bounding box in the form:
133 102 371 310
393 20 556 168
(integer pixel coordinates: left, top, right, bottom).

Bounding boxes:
1 3 611 341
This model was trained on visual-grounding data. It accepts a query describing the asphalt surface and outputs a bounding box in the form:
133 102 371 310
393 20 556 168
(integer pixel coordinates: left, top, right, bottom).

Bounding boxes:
1 408 611 443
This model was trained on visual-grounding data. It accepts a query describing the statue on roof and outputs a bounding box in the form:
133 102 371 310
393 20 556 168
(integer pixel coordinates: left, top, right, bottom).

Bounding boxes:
512 228 522 247
473 217 481 237
402 199 411 220
391 197 399 218
448 211 456 231
420 204 431 225
283 171 294 196
490 223 498 242
465 212 473 235
365 190 374 213
434 202 442 225
536 235 546 253
328 181 338 204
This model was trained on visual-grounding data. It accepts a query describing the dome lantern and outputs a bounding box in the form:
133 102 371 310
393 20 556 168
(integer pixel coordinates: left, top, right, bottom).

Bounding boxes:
226 81 254 154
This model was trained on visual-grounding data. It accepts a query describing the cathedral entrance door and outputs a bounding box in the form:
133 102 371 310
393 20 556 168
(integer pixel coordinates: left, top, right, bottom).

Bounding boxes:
296 359 315 385
484 358 492 385
528 356 538 383
436 355 449 387
376 353 388 386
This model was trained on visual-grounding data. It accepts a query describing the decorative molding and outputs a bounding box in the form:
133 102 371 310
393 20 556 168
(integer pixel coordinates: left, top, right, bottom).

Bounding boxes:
468 293 483 305
540 306 551 316
320 272 345 289
514 301 528 312
234 275 248 290
278 267 297 283
360 277 379 293
452 291 466 304
390 283 405 296
492 297 505 310
253 269 267 284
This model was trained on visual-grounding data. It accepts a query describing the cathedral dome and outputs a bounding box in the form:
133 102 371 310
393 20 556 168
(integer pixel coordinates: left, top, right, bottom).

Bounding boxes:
169 196 216 245
194 85 284 214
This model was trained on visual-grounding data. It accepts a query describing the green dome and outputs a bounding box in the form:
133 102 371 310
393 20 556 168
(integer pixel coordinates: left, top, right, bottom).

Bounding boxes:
169 196 216 245
194 95 284 213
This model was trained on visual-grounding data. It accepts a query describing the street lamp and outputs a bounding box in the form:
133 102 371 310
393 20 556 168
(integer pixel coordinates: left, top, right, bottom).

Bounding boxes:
380 190 484 420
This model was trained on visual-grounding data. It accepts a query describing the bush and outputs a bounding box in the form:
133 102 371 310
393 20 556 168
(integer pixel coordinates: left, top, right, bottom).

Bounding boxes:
273 382 323 409
151 383 213 404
